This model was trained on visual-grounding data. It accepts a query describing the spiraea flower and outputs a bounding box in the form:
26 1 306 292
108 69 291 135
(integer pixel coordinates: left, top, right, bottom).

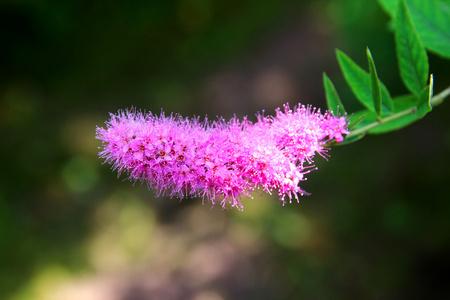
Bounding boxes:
96 103 349 210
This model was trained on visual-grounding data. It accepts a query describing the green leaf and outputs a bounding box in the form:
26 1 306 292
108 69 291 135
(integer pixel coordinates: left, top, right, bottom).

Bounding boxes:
417 74 433 118
347 111 368 130
347 107 419 135
406 0 450 58
392 94 419 111
369 77 432 134
368 114 419 134
338 133 365 146
377 0 450 58
366 48 382 117
336 49 394 113
395 0 429 95
346 109 378 131
377 0 397 16
368 94 417 133
323 73 346 115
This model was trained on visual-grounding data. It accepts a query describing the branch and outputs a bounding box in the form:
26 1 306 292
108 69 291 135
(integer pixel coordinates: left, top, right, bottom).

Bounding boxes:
345 85 450 139
323 85 450 148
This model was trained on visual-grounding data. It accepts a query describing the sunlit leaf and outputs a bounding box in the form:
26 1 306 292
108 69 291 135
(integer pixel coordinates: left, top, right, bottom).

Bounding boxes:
395 0 429 95
323 73 346 115
377 0 450 58
406 0 450 58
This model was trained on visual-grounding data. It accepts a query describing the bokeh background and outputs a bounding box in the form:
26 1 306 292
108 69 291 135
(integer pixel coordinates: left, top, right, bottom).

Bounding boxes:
1 0 450 299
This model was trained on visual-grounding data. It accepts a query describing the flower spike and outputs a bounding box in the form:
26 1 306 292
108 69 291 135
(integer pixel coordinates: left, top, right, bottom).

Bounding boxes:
96 103 349 209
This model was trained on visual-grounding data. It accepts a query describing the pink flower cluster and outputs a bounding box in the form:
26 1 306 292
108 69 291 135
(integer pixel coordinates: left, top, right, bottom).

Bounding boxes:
96 104 349 210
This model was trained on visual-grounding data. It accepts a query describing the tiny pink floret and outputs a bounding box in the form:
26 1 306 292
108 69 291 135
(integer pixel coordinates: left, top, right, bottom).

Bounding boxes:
96 103 349 210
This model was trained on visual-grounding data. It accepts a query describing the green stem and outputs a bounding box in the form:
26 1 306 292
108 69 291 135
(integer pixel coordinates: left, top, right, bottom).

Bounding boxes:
346 107 415 138
431 85 450 106
345 85 450 139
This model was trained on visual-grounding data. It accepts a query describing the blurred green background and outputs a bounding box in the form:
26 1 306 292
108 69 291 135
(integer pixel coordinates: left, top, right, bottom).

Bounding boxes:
1 0 450 299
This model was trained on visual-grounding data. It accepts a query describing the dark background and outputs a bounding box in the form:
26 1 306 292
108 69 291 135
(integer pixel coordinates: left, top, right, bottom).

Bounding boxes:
1 0 450 299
